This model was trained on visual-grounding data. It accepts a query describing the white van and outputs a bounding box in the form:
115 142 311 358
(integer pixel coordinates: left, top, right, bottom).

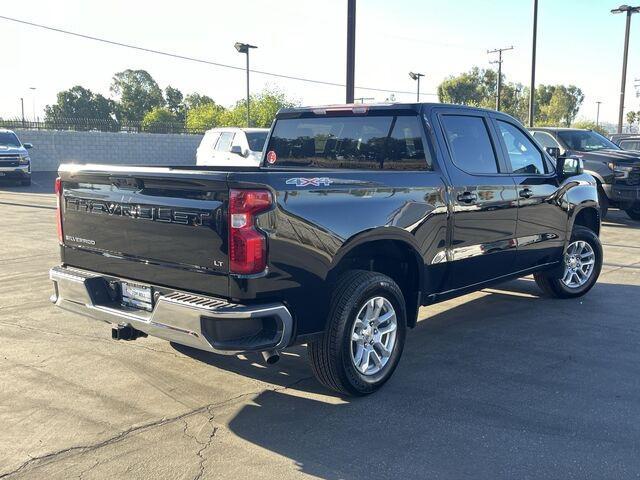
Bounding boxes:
196 128 269 167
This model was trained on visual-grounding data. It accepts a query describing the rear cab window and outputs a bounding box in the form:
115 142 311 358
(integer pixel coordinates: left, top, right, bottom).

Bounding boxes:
264 113 432 170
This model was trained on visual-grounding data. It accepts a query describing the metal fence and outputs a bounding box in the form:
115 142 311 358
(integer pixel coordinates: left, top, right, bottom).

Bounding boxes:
0 117 205 135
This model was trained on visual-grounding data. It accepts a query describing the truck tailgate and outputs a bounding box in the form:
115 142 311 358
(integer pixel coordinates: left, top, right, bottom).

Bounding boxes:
58 165 230 297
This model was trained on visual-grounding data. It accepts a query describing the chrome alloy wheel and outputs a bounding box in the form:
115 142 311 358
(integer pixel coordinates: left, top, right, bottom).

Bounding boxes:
561 240 596 289
350 297 398 376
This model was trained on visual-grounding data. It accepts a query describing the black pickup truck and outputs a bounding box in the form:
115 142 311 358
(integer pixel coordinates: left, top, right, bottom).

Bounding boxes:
50 103 602 395
530 127 640 220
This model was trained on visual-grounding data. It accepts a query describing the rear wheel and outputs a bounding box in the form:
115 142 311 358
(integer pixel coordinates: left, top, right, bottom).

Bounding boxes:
308 270 406 396
625 202 640 221
534 226 602 299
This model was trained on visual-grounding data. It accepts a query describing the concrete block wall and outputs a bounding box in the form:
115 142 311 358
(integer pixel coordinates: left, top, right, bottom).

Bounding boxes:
13 129 203 172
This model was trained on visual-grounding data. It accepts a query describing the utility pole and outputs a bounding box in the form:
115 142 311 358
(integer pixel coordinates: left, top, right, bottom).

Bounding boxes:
408 72 425 102
528 0 538 127
346 0 356 103
487 46 513 111
29 87 36 120
611 5 640 133
234 42 257 128
596 101 602 126
20 97 25 125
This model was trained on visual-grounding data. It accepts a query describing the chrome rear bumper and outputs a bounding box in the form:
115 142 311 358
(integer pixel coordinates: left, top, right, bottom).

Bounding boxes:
49 266 293 354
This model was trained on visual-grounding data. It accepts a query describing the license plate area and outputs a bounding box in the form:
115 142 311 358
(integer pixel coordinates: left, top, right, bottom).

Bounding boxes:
121 282 153 311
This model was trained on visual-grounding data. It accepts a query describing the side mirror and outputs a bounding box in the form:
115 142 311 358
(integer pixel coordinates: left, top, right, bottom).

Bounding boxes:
557 156 584 178
545 146 560 159
23 143 33 149
230 145 248 157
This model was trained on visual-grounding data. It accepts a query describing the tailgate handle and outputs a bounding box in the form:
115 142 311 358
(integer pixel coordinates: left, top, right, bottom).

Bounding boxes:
110 177 143 190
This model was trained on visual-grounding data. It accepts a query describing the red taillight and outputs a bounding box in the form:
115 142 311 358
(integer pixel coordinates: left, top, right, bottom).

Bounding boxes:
55 177 63 244
228 189 272 275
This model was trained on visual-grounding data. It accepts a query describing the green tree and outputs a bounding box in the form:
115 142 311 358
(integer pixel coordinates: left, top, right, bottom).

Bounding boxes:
437 67 527 122
571 120 610 136
44 86 115 122
141 107 180 133
219 88 298 128
165 86 185 121
437 67 496 108
185 102 226 133
184 93 215 110
627 111 639 128
537 85 584 127
110 69 164 122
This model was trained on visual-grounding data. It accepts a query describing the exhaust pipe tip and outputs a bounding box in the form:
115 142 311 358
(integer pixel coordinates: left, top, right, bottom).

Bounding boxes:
261 350 280 365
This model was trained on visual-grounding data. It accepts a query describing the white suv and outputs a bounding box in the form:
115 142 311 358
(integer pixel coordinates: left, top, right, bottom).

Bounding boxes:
196 128 269 167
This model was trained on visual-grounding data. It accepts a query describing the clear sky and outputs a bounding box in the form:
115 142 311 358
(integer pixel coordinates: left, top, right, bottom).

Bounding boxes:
2 0 638 125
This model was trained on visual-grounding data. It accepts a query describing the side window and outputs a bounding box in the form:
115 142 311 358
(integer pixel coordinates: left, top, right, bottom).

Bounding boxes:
532 131 560 149
441 115 499 174
620 139 640 151
498 121 546 175
386 116 431 170
215 132 234 152
206 132 220 151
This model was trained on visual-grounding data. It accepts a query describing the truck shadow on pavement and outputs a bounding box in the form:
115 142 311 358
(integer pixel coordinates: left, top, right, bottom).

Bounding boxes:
174 278 640 479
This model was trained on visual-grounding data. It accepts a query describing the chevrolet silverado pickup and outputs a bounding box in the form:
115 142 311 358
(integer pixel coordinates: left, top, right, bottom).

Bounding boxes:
50 103 603 396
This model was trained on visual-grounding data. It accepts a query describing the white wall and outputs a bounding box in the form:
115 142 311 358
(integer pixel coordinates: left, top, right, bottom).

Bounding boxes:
14 129 203 172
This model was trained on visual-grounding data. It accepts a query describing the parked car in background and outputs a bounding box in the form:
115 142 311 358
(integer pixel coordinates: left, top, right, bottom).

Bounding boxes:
196 127 268 167
0 129 32 186
50 103 603 396
610 134 640 152
530 127 640 220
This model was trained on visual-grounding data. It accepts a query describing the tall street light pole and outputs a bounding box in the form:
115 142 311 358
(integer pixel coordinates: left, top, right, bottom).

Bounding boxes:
488 46 514 111
346 0 356 103
596 101 602 126
528 0 538 127
20 97 25 124
234 42 257 128
611 5 640 133
409 72 425 102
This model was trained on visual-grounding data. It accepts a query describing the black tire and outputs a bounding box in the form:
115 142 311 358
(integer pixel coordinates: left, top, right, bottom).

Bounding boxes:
597 186 609 219
308 270 407 396
534 226 602 299
625 202 640 221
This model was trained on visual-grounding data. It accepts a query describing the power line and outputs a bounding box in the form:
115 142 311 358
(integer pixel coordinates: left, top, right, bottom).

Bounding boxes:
0 15 437 98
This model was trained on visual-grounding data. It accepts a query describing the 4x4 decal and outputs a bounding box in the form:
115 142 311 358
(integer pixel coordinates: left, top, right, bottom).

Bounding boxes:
285 177 333 187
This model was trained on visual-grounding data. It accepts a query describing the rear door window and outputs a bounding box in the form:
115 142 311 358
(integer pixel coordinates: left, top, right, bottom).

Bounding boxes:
441 115 499 174
215 132 234 152
265 115 431 170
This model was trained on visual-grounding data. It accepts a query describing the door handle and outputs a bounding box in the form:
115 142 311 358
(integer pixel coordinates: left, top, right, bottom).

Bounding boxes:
519 188 534 199
457 192 478 204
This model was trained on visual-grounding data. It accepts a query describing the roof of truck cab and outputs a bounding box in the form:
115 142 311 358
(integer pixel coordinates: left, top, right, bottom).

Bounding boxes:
276 102 507 117
529 127 591 132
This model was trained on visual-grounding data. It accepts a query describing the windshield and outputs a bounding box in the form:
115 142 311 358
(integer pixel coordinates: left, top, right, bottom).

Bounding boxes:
0 132 21 148
246 131 268 152
557 130 619 152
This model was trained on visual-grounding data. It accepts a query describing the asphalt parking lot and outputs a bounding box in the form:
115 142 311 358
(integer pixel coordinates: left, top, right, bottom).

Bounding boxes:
1 172 639 480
